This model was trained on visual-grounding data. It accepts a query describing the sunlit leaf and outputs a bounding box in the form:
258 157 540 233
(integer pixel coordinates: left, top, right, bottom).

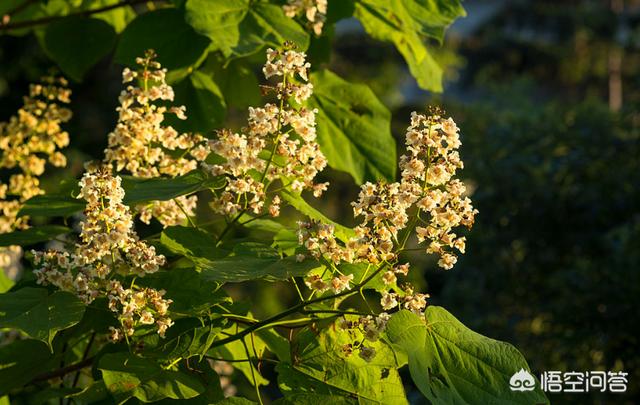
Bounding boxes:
354 0 465 91
185 0 308 58
0 288 85 348
99 352 205 403
285 324 408 403
385 308 549 405
310 70 396 184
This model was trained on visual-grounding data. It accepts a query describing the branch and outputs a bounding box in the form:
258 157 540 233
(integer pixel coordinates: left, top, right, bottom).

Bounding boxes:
2 0 39 22
208 262 389 350
29 356 94 384
0 0 151 31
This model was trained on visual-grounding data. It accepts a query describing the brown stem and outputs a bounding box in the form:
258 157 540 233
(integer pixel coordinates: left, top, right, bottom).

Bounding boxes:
2 0 39 21
0 0 152 31
30 357 94 384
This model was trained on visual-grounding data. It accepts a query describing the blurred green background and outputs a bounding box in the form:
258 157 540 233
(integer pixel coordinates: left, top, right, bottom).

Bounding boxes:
1 0 639 403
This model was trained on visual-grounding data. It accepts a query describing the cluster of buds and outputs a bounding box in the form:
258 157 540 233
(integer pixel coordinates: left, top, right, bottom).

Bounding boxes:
0 77 71 277
104 50 210 227
337 313 391 362
304 272 354 294
284 0 327 36
32 167 172 339
404 111 477 269
107 280 173 340
203 47 328 217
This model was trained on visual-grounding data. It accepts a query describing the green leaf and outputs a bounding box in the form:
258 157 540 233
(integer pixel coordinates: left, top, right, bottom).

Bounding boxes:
0 288 85 348
99 352 205 403
208 324 269 386
0 339 54 395
19 194 84 218
185 0 309 58
310 69 396 184
152 359 225 404
273 392 356 405
213 399 257 405
211 59 261 109
160 226 222 260
169 71 226 133
139 266 230 316
42 17 117 81
122 171 224 205
385 308 550 405
161 227 317 283
276 362 350 398
185 0 249 54
67 380 111 403
280 190 354 242
233 3 309 57
255 328 290 363
0 271 14 294
288 324 408 403
354 0 465 92
84 0 136 33
20 172 222 218
197 243 319 283
145 317 226 361
0 225 70 247
115 8 211 70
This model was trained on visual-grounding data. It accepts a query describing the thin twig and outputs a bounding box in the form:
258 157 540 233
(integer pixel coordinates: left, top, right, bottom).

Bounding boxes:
0 0 151 31
2 0 39 22
71 332 95 388
30 357 94 384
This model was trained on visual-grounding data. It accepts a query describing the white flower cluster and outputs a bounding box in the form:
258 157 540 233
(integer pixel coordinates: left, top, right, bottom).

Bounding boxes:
104 50 209 227
405 112 477 269
32 167 172 340
203 48 327 217
107 280 173 340
0 77 71 277
284 0 327 36
297 110 477 359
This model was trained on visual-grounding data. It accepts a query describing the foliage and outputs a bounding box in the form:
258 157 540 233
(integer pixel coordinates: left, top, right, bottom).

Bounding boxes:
0 0 550 404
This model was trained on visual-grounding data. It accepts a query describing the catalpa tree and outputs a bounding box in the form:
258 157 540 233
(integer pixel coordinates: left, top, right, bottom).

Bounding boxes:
0 1 549 404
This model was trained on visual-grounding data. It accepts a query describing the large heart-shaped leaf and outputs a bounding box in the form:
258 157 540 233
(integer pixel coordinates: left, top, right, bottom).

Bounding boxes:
99 352 205 403
310 70 396 184
385 308 550 405
42 17 117 81
115 8 211 70
184 0 249 54
0 288 85 348
286 324 408 404
168 71 226 133
185 0 308 58
354 0 465 92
